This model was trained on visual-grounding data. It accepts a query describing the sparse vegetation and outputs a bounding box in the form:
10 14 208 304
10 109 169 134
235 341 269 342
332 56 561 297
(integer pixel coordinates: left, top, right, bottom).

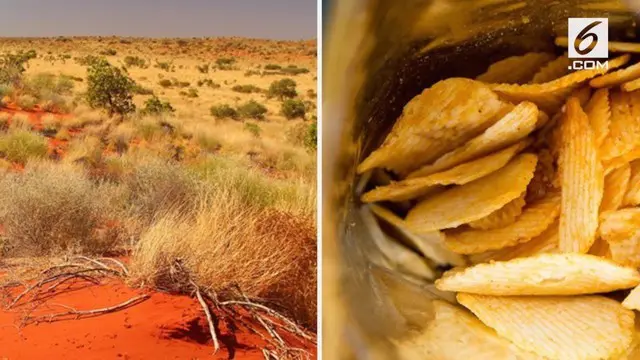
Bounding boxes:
232 84 262 94
281 99 307 119
210 104 239 120
237 100 267 120
86 59 136 116
141 96 175 116
244 122 261 138
124 55 147 68
0 130 48 163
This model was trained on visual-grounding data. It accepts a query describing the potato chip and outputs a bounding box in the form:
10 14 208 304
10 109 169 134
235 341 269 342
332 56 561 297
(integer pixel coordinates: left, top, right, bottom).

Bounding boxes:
530 54 571 84
556 37 640 53
437 252 640 295
589 237 612 258
622 77 640 92
559 97 604 253
468 192 526 230
396 300 542 360
369 204 466 267
623 286 640 311
601 163 631 212
585 88 611 148
605 148 640 175
607 231 640 269
600 91 640 162
405 154 537 233
490 54 630 113
458 293 635 360
623 160 640 207
591 62 640 88
356 78 507 175
445 192 560 254
600 208 640 243
476 52 555 84
468 221 559 264
407 102 538 179
525 148 559 203
361 141 528 203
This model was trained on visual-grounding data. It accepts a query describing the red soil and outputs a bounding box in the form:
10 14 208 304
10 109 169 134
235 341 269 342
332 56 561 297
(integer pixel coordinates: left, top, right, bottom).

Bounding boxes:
0 278 316 359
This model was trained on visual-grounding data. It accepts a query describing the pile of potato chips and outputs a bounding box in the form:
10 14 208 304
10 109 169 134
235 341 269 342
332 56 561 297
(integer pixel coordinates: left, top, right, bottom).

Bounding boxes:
358 41 640 359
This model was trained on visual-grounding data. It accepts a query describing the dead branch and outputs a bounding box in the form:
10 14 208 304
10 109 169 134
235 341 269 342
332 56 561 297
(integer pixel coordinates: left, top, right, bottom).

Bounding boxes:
97 257 129 276
195 287 220 354
27 294 150 322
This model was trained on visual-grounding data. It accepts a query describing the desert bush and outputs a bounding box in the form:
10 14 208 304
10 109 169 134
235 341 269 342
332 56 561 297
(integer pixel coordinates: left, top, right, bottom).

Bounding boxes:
264 64 282 70
0 130 48 163
197 79 220 88
0 50 36 87
86 59 136 116
141 96 175 116
100 48 117 56
132 84 154 95
196 132 222 153
238 100 267 120
244 70 261 77
281 67 310 76
64 136 104 167
215 57 236 70
154 60 174 72
26 73 75 97
232 84 262 94
281 99 306 119
244 122 261 138
74 55 102 67
180 88 198 98
16 94 37 110
174 79 191 88
210 104 238 120
0 162 118 256
305 120 317 151
267 78 297 100
9 113 31 131
307 89 316 98
41 114 61 133
196 63 209 74
158 79 173 88
124 55 147 68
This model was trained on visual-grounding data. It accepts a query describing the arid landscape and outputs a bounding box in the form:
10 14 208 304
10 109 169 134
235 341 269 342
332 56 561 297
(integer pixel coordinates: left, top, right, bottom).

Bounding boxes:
0 36 317 359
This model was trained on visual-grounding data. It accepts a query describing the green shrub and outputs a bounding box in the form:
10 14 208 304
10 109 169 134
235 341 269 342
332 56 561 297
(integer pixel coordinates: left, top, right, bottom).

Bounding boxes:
244 70 261 77
244 122 261 138
0 130 48 163
75 55 102 67
264 64 282 70
141 96 175 116
155 60 174 72
210 104 238 120
0 50 37 87
231 84 262 94
158 79 173 88
132 84 154 95
281 99 307 119
100 48 117 56
238 100 267 120
304 120 317 151
124 56 147 68
267 78 297 100
196 63 209 74
86 59 136 116
216 57 236 70
16 94 37 110
281 66 310 76
197 79 221 88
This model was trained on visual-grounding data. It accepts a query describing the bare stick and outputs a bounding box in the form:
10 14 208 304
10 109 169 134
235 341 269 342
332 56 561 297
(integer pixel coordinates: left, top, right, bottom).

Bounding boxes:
195 287 220 353
29 294 150 322
97 257 129 276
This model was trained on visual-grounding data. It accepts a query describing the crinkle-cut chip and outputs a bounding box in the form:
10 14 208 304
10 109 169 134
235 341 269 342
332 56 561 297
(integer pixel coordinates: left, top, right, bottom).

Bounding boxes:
559 97 604 253
395 300 542 360
445 192 560 254
623 160 640 207
600 208 640 243
623 286 640 311
591 62 640 88
405 154 537 233
407 102 539 179
601 163 631 212
356 78 507 175
607 230 640 268
476 53 555 84
585 88 611 148
458 293 635 360
605 148 640 175
526 148 558 203
489 54 630 113
369 204 466 267
468 193 526 230
556 36 640 53
601 91 640 162
362 141 528 203
572 85 592 107
622 77 640 92
437 253 640 295
530 54 571 84
468 221 559 264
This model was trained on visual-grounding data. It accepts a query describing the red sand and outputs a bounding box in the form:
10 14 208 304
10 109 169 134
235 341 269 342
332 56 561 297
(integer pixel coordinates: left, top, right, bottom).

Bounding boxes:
0 278 316 359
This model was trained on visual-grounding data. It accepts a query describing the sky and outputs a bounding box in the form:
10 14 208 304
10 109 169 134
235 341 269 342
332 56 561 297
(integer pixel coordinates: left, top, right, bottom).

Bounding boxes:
0 0 317 40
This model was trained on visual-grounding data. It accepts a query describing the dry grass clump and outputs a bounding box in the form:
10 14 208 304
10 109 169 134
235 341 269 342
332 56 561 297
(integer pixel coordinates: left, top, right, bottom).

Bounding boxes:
0 161 120 256
0 112 10 131
9 113 32 131
0 130 48 163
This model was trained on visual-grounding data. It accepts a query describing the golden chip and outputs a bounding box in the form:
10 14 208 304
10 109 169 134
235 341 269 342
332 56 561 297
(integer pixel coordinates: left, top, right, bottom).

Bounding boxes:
445 192 560 254
601 163 631 212
490 55 630 113
584 88 611 148
356 78 507 175
589 237 612 258
530 54 571 84
369 204 466 267
458 293 635 360
361 141 528 203
559 97 604 253
623 160 640 207
590 62 640 88
623 286 640 311
604 148 640 175
468 220 559 264
437 253 640 295
407 102 538 179
622 77 640 92
405 154 537 233
396 300 542 360
468 192 526 230
601 91 640 161
607 231 640 269
476 52 555 84
600 208 640 242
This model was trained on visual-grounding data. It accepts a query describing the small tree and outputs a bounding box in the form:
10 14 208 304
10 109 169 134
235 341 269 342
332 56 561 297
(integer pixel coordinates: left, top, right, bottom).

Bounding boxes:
267 78 297 100
141 96 175 116
281 99 306 119
86 59 136 116
238 100 267 120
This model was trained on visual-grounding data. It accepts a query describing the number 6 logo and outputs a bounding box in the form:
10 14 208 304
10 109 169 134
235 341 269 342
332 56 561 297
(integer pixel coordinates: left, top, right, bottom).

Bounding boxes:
568 18 608 59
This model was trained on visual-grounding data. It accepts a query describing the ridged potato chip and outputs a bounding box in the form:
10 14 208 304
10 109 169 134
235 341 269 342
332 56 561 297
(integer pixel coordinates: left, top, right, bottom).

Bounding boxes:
605 148 640 175
601 163 631 212
559 97 604 253
468 221 559 264
369 204 466 267
623 285 640 311
590 62 640 88
623 160 640 207
490 54 630 113
361 141 527 203
600 208 640 242
405 154 537 233
476 52 555 84
437 253 640 295
601 91 640 161
468 192 526 230
530 54 571 84
584 88 611 148
407 102 539 179
458 293 635 360
445 192 560 254
622 77 640 92
357 78 507 175
396 300 542 360
608 231 640 269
